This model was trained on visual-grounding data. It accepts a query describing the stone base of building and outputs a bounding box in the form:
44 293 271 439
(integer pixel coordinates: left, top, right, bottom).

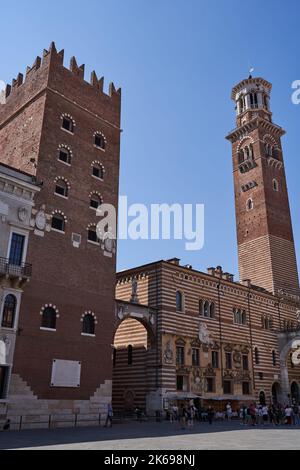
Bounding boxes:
1 374 112 430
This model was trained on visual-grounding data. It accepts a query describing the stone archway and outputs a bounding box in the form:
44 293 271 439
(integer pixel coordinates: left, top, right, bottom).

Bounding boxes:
278 332 300 404
291 381 300 404
112 301 158 414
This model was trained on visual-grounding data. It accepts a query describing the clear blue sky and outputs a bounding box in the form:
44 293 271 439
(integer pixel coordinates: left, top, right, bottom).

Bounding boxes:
1 0 300 277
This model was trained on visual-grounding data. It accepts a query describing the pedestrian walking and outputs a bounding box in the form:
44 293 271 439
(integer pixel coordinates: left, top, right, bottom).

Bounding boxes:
262 405 269 425
284 405 293 426
104 402 113 428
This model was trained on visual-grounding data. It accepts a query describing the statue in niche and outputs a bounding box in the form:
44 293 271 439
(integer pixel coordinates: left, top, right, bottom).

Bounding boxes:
131 277 139 304
163 341 174 365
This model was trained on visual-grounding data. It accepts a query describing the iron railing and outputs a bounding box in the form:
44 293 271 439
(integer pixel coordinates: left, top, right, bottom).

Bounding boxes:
0 257 32 278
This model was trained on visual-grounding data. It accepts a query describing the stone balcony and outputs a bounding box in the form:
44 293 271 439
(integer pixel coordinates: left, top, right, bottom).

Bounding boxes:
0 257 32 287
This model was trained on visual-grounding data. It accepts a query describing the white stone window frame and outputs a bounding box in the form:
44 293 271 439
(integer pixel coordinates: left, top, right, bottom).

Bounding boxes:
91 161 105 181
0 288 22 332
81 310 98 337
54 176 71 200
273 178 279 192
246 198 254 211
40 303 59 332
51 210 68 235
61 113 76 135
93 131 107 151
6 227 29 269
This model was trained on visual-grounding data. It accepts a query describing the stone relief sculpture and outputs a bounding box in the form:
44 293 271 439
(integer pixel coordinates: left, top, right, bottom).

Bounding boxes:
163 341 174 365
199 322 213 346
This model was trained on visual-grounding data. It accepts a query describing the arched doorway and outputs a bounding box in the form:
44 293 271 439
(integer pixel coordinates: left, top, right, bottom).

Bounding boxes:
291 382 299 404
259 391 266 405
272 382 281 404
112 316 156 414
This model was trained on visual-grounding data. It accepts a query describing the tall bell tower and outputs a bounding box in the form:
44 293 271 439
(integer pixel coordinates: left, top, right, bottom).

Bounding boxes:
226 76 300 297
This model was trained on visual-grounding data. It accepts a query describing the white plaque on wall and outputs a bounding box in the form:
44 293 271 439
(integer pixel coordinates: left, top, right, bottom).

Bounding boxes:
51 359 81 388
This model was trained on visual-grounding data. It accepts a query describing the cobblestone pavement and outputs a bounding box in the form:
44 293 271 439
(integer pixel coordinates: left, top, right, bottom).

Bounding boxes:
1 421 300 450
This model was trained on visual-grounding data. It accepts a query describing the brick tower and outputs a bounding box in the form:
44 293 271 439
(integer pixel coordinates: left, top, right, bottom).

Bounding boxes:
0 43 121 414
226 76 300 297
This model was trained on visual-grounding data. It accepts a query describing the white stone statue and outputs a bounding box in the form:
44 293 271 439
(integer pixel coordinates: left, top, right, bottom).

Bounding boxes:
199 322 213 346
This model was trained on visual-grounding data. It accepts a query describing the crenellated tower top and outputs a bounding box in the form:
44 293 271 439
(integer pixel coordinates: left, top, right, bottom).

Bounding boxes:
2 41 121 104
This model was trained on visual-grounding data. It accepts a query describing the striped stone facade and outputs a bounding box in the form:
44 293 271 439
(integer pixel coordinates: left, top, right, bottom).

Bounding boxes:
115 260 300 413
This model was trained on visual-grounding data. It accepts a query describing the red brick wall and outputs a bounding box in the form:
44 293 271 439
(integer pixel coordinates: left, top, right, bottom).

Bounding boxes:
0 44 121 400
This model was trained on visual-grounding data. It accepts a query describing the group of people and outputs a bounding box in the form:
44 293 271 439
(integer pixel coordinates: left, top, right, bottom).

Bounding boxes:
238 402 300 426
167 401 300 428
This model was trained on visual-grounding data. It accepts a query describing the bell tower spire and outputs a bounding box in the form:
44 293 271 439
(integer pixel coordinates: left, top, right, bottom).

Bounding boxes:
226 76 300 298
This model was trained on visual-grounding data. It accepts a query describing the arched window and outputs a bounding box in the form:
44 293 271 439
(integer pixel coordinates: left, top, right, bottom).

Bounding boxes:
199 300 203 316
94 133 106 150
272 350 277 367
254 347 260 365
90 193 102 210
61 115 74 133
210 303 215 319
128 345 133 365
246 199 253 211
259 391 266 405
203 301 210 318
239 97 244 113
273 179 279 192
245 146 250 159
238 149 245 164
55 179 69 198
176 291 184 312
82 314 95 335
58 147 72 165
1 294 17 329
41 307 57 330
92 163 104 180
51 213 66 232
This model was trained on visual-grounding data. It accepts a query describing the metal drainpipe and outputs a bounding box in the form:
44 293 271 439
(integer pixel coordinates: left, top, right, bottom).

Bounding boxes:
247 287 256 392
217 283 224 392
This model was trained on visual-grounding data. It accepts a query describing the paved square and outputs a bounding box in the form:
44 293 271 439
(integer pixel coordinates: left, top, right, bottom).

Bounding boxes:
1 421 300 450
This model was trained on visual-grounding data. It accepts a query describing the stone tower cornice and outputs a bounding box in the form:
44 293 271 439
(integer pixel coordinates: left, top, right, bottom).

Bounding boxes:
226 117 285 143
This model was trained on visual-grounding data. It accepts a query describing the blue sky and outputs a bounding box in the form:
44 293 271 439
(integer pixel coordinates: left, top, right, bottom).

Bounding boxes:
1 0 300 277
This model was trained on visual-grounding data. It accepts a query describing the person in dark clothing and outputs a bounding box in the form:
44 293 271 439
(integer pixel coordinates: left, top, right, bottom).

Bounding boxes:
3 419 10 431
207 406 214 425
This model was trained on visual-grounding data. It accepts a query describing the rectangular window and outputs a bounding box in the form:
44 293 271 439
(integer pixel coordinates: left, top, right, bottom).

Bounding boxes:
242 355 249 371
206 377 215 393
177 375 188 392
242 382 250 395
0 366 9 399
176 346 185 366
225 352 232 370
212 351 219 369
9 233 25 266
192 348 200 367
52 217 65 232
93 167 101 178
223 380 232 395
